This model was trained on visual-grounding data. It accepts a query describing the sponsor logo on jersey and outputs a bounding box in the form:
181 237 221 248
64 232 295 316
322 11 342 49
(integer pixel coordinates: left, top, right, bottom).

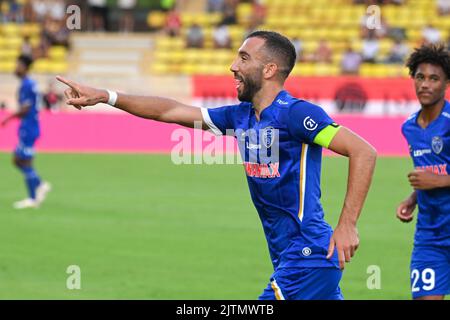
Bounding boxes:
431 136 443 155
244 162 280 178
276 99 288 105
416 164 448 175
442 112 450 119
303 116 318 131
413 149 431 157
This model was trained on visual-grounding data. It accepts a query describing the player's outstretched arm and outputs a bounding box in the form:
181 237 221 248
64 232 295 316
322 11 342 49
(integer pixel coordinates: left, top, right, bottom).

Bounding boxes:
325 127 377 269
56 76 208 130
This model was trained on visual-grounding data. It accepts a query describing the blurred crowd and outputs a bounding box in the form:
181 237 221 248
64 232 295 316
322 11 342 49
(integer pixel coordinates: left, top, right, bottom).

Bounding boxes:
0 0 69 60
165 0 266 49
1 0 449 77
162 0 450 75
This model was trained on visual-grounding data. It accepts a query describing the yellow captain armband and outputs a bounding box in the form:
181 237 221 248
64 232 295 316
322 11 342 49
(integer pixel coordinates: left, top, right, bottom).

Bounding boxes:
313 123 341 148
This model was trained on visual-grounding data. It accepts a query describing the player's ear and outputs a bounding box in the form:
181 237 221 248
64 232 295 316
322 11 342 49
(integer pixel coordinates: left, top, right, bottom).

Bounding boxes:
263 63 278 79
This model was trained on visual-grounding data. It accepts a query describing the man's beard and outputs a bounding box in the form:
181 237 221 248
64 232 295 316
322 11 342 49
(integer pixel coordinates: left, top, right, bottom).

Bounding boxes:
237 73 262 103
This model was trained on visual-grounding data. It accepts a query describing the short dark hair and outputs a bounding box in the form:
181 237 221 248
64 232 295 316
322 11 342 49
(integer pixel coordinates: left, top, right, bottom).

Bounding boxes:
245 30 296 80
406 43 450 79
17 54 33 70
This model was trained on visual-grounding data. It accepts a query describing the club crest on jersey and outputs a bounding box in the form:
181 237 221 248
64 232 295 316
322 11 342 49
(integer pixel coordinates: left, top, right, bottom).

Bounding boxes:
432 136 443 154
262 127 275 148
303 116 318 131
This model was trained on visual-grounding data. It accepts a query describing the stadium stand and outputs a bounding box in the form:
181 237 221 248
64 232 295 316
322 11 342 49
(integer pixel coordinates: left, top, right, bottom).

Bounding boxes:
0 0 68 74
148 0 450 77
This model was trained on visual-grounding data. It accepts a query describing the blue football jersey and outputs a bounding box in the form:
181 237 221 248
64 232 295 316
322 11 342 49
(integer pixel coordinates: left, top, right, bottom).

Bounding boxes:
402 100 450 247
18 76 40 135
202 90 340 270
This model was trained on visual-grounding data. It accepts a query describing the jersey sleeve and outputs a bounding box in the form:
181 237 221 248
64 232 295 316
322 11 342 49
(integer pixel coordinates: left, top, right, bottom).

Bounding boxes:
287 101 336 145
201 105 235 136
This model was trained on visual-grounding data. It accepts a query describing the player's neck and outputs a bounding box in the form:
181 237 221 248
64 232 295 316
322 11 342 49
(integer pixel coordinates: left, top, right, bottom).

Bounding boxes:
418 98 445 127
252 84 284 121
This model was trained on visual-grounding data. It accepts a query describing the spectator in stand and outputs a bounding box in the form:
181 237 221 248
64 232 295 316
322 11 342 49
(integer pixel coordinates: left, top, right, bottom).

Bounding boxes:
88 0 108 31
213 23 232 49
361 32 380 63
313 39 332 63
186 23 204 48
207 0 224 13
249 0 266 28
341 45 362 75
438 0 450 15
118 0 136 33
221 0 238 25
422 24 441 45
164 8 181 37
48 0 66 23
21 35 33 59
43 81 62 112
31 0 48 22
7 0 24 23
386 38 409 64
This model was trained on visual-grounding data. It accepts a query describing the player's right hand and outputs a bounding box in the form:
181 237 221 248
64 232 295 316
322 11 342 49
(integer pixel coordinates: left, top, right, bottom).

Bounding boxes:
56 76 109 110
396 198 416 223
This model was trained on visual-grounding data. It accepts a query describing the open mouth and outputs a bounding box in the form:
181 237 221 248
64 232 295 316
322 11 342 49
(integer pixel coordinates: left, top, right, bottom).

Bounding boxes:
234 75 244 90
235 79 242 89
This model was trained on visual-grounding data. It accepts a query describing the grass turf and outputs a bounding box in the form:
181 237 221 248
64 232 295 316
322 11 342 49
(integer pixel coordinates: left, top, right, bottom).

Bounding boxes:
0 153 418 299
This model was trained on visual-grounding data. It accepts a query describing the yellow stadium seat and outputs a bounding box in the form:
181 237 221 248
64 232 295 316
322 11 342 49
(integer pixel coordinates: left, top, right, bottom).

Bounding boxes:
296 63 315 76
48 62 68 74
0 48 19 60
237 3 253 24
1 23 20 37
151 63 169 75
20 23 41 37
0 61 15 73
31 59 51 73
147 11 167 29
48 46 67 60
3 36 22 49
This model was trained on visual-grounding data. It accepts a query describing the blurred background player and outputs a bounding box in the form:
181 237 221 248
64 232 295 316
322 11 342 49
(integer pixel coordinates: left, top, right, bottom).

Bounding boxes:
0 55 51 209
397 44 450 300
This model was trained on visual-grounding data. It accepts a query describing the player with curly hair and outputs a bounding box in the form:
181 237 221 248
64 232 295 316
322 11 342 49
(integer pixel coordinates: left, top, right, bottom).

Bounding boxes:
398 43 450 300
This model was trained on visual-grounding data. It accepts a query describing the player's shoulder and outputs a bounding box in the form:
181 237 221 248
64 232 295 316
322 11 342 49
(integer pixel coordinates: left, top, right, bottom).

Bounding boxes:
21 77 37 90
224 101 252 114
442 100 450 122
402 110 419 129
285 95 327 117
22 76 35 85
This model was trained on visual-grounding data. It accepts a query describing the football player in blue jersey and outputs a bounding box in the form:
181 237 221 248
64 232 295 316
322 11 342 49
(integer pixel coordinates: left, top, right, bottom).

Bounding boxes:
397 44 450 300
1 55 51 209
57 31 377 300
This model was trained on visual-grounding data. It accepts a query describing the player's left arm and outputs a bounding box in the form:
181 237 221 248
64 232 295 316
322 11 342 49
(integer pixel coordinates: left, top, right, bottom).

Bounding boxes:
407 169 450 190
318 126 377 270
0 103 31 127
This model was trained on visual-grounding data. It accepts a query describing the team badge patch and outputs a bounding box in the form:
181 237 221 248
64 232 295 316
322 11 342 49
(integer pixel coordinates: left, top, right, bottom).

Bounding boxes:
432 136 443 154
262 127 275 148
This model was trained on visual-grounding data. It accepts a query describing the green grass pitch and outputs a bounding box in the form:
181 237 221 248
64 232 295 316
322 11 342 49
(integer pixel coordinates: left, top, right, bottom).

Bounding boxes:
0 153 418 299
